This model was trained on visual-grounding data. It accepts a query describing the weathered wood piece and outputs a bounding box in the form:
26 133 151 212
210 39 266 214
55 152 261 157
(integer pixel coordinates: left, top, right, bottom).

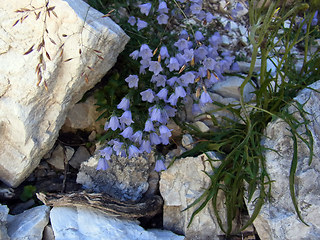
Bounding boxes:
36 191 163 219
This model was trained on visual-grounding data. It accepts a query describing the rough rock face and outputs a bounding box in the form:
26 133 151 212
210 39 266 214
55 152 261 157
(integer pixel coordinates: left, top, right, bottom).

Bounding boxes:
77 152 155 201
160 153 228 240
50 206 185 240
246 80 320 240
0 0 129 187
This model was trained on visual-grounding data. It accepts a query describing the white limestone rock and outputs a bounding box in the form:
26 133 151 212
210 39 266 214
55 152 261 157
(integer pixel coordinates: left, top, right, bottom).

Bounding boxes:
160 153 227 240
246 80 320 240
46 144 74 170
7 205 50 240
212 75 255 102
0 204 9 240
0 0 129 187
50 206 185 240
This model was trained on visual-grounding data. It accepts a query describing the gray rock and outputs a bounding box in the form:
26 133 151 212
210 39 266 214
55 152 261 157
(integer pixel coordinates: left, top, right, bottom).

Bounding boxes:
246 80 320 240
181 134 194 150
192 121 210 133
160 153 228 240
7 205 50 240
46 144 74 171
0 0 129 187
0 204 9 240
43 225 55 240
69 146 91 169
212 76 255 102
237 60 261 73
77 152 155 201
50 206 185 240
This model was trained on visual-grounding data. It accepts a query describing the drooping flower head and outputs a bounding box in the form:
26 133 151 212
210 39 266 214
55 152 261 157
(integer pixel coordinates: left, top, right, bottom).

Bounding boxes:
154 159 166 172
125 75 139 88
105 115 120 131
119 110 134 126
137 18 148 31
97 158 109 171
138 3 152 16
117 97 130 111
140 89 155 103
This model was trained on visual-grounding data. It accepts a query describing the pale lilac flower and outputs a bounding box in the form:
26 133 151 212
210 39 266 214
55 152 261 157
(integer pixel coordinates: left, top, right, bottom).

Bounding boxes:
137 18 148 31
120 126 133 139
209 32 222 47
203 57 216 70
160 109 169 124
97 158 109 171
128 145 141 158
225 22 231 31
112 140 123 155
117 97 130 111
128 16 136 26
140 140 152 153
167 57 180 72
139 44 153 59
150 132 161 145
100 146 113 160
131 130 143 144
159 125 172 139
150 107 162 122
192 103 202 115
175 86 186 98
174 39 189 51
190 3 202 15
167 93 179 106
138 3 152 16
180 29 189 39
167 76 178 86
206 12 216 23
140 58 150 73
157 14 169 24
120 110 134 126
182 48 194 62
312 10 318 26
129 50 139 60
154 159 166 172
144 119 155 132
140 89 155 103
149 61 163 75
151 74 166 87
158 1 169 13
125 75 139 88
156 88 168 100
164 105 177 117
106 116 120 131
195 46 208 61
180 71 195 86
195 31 204 41
231 62 240 72
200 91 213 105
160 46 169 59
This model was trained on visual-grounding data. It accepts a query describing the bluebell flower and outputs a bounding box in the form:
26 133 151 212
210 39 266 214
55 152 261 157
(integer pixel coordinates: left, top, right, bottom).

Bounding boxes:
156 88 168 100
160 46 169 59
128 16 136 26
167 93 179 106
159 125 172 139
100 146 113 160
137 18 148 31
164 105 177 117
138 3 152 16
154 159 166 172
192 103 202 115
179 71 195 86
195 31 204 41
125 75 139 88
139 44 153 59
159 109 169 124
225 22 231 31
182 48 194 62
195 46 208 61
175 86 187 98
112 140 123 155
231 62 240 72
158 1 169 14
131 130 143 144
174 39 189 51
140 58 151 74
150 107 162 122
128 145 141 159
209 32 222 47
129 50 139 60
179 29 189 39
144 119 155 132
140 89 155 103
140 140 152 153
120 126 133 139
151 74 166 87
203 57 216 70
312 10 318 26
120 110 134 126
167 57 180 72
149 61 163 75
106 115 120 131
157 14 169 24
200 91 213 105
150 132 161 145
117 97 130 111
97 157 109 171
190 3 202 15
206 12 216 23
166 77 178 87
